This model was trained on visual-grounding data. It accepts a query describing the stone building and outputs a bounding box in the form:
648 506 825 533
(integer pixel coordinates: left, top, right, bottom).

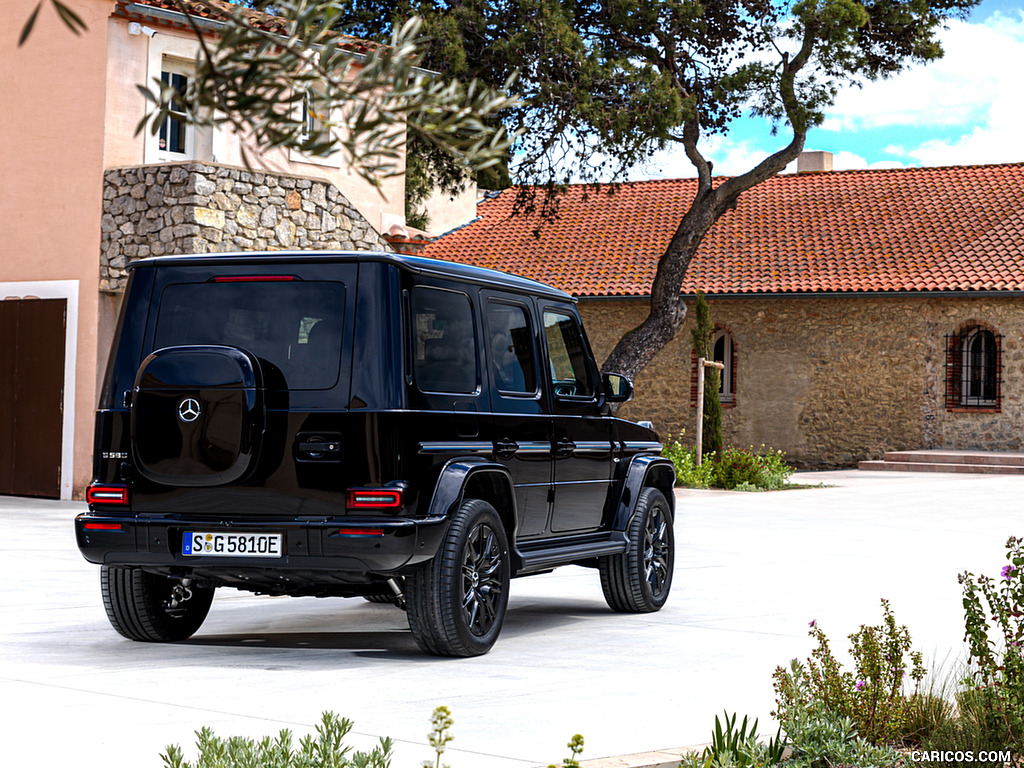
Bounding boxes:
1 0 403 498
423 160 1024 467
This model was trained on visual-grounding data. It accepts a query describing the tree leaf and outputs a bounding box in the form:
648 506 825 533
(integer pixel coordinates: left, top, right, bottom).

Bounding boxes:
18 2 42 47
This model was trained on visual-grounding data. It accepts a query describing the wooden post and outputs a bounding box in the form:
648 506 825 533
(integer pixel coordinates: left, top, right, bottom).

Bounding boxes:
695 357 725 466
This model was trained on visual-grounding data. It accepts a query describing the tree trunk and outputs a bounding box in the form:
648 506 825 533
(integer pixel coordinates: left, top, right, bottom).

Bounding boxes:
600 134 808 380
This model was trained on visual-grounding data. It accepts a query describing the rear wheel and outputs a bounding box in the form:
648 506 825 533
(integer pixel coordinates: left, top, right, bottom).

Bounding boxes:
406 499 510 657
599 487 674 612
101 566 214 642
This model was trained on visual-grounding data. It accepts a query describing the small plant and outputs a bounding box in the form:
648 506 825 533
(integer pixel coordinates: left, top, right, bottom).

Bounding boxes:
424 706 454 768
681 711 785 768
160 711 394 768
957 535 1024 750
774 600 926 747
548 734 585 768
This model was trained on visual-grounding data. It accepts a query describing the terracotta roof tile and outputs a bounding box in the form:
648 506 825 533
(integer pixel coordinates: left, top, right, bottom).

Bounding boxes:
424 163 1024 297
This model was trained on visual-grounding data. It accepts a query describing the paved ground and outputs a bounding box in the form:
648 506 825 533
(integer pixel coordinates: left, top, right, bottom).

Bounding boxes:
2 470 1021 768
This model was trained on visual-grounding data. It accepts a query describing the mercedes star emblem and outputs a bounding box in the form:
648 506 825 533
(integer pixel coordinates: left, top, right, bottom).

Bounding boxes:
178 397 201 423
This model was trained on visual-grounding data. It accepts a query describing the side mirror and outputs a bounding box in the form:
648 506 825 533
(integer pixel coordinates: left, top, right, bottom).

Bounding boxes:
602 372 633 403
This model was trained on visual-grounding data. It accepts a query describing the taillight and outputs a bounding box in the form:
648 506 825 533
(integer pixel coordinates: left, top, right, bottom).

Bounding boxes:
347 488 403 509
86 484 128 505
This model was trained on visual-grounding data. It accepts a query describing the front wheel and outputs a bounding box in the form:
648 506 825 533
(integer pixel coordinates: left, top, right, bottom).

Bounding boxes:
599 487 674 612
405 499 511 657
101 566 214 642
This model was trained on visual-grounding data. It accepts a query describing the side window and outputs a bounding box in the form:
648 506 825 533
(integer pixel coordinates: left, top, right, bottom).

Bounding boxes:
157 61 193 159
543 310 594 399
412 287 478 394
486 303 537 395
946 324 1000 409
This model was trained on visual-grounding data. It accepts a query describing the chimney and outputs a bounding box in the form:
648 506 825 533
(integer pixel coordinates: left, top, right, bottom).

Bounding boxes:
797 150 833 173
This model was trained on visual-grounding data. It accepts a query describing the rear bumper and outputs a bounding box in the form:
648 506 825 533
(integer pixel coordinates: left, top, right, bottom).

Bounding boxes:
75 512 449 579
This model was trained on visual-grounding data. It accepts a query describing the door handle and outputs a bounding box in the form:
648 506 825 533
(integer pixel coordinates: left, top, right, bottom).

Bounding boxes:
554 439 576 458
494 438 519 460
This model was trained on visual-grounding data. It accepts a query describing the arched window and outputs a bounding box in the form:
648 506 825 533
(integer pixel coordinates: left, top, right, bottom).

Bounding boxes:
946 324 1000 410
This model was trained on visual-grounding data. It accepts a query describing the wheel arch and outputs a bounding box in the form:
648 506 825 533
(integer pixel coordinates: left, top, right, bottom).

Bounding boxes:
611 454 676 530
425 458 517 542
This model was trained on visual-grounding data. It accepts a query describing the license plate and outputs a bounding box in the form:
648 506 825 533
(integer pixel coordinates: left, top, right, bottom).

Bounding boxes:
183 531 283 558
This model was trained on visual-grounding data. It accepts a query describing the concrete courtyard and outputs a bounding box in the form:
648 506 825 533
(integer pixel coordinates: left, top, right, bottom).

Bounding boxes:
1 470 1021 768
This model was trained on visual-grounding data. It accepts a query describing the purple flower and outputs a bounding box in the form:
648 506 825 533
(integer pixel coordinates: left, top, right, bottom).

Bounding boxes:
855 680 866 691
1002 564 1016 581
809 620 816 628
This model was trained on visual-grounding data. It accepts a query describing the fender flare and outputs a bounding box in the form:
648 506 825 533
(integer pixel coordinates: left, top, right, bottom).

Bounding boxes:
424 456 517 527
611 454 676 531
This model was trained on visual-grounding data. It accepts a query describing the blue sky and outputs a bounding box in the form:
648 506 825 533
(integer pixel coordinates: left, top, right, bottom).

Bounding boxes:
632 0 1024 178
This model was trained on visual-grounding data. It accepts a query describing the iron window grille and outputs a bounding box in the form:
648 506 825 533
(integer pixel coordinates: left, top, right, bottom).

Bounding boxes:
945 326 1002 410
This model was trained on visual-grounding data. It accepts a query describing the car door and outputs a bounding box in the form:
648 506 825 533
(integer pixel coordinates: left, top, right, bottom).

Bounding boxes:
482 294 551 537
541 305 614 533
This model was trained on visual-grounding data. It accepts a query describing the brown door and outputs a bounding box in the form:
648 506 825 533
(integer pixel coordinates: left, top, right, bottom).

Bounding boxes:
0 299 67 498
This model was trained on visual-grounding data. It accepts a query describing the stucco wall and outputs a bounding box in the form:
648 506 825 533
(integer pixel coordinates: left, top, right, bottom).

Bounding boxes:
101 162 392 291
580 295 1024 468
2 0 115 498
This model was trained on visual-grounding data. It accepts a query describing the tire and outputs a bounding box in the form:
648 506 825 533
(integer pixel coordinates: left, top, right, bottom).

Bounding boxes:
100 566 214 642
405 499 511 657
599 487 674 613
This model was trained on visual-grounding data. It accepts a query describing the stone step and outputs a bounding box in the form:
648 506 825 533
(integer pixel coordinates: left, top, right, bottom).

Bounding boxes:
881 450 1024 467
859 460 1024 474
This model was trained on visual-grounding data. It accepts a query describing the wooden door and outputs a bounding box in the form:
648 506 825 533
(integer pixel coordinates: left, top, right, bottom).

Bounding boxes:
0 299 67 498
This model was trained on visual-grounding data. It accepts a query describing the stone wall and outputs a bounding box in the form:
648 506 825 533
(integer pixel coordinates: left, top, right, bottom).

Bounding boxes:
100 162 391 292
579 294 1024 468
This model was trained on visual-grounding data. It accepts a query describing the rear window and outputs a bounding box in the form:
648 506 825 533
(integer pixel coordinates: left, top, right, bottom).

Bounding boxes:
154 281 346 390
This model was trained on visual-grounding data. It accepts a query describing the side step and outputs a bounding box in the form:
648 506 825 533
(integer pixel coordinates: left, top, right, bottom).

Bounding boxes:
859 450 1024 475
516 531 628 574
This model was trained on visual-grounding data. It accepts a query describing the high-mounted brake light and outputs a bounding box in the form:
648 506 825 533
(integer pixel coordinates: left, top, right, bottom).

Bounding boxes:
347 488 403 509
86 484 128 505
211 275 296 282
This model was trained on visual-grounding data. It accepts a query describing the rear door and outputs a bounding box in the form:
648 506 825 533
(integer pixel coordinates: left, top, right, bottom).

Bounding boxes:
481 293 551 537
130 262 358 516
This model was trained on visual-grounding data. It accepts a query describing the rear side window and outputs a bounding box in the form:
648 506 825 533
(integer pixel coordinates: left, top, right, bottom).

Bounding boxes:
412 287 478 394
154 281 346 390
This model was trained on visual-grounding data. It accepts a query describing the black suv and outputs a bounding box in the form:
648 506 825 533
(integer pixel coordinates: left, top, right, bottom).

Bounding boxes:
76 251 675 656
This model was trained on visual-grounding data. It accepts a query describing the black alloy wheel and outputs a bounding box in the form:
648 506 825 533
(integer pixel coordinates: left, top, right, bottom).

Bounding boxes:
405 499 511 656
599 487 674 612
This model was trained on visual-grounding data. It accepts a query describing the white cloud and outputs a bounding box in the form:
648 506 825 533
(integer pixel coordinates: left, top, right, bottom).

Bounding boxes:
822 12 1024 134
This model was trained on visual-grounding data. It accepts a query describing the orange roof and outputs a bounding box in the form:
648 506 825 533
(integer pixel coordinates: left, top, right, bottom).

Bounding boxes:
116 0 378 52
423 163 1024 297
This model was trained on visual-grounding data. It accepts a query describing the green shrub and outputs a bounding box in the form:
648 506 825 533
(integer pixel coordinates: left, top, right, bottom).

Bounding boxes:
663 434 714 488
161 711 393 768
773 600 926 747
773 660 900 767
957 535 1024 750
680 711 785 768
662 437 793 491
